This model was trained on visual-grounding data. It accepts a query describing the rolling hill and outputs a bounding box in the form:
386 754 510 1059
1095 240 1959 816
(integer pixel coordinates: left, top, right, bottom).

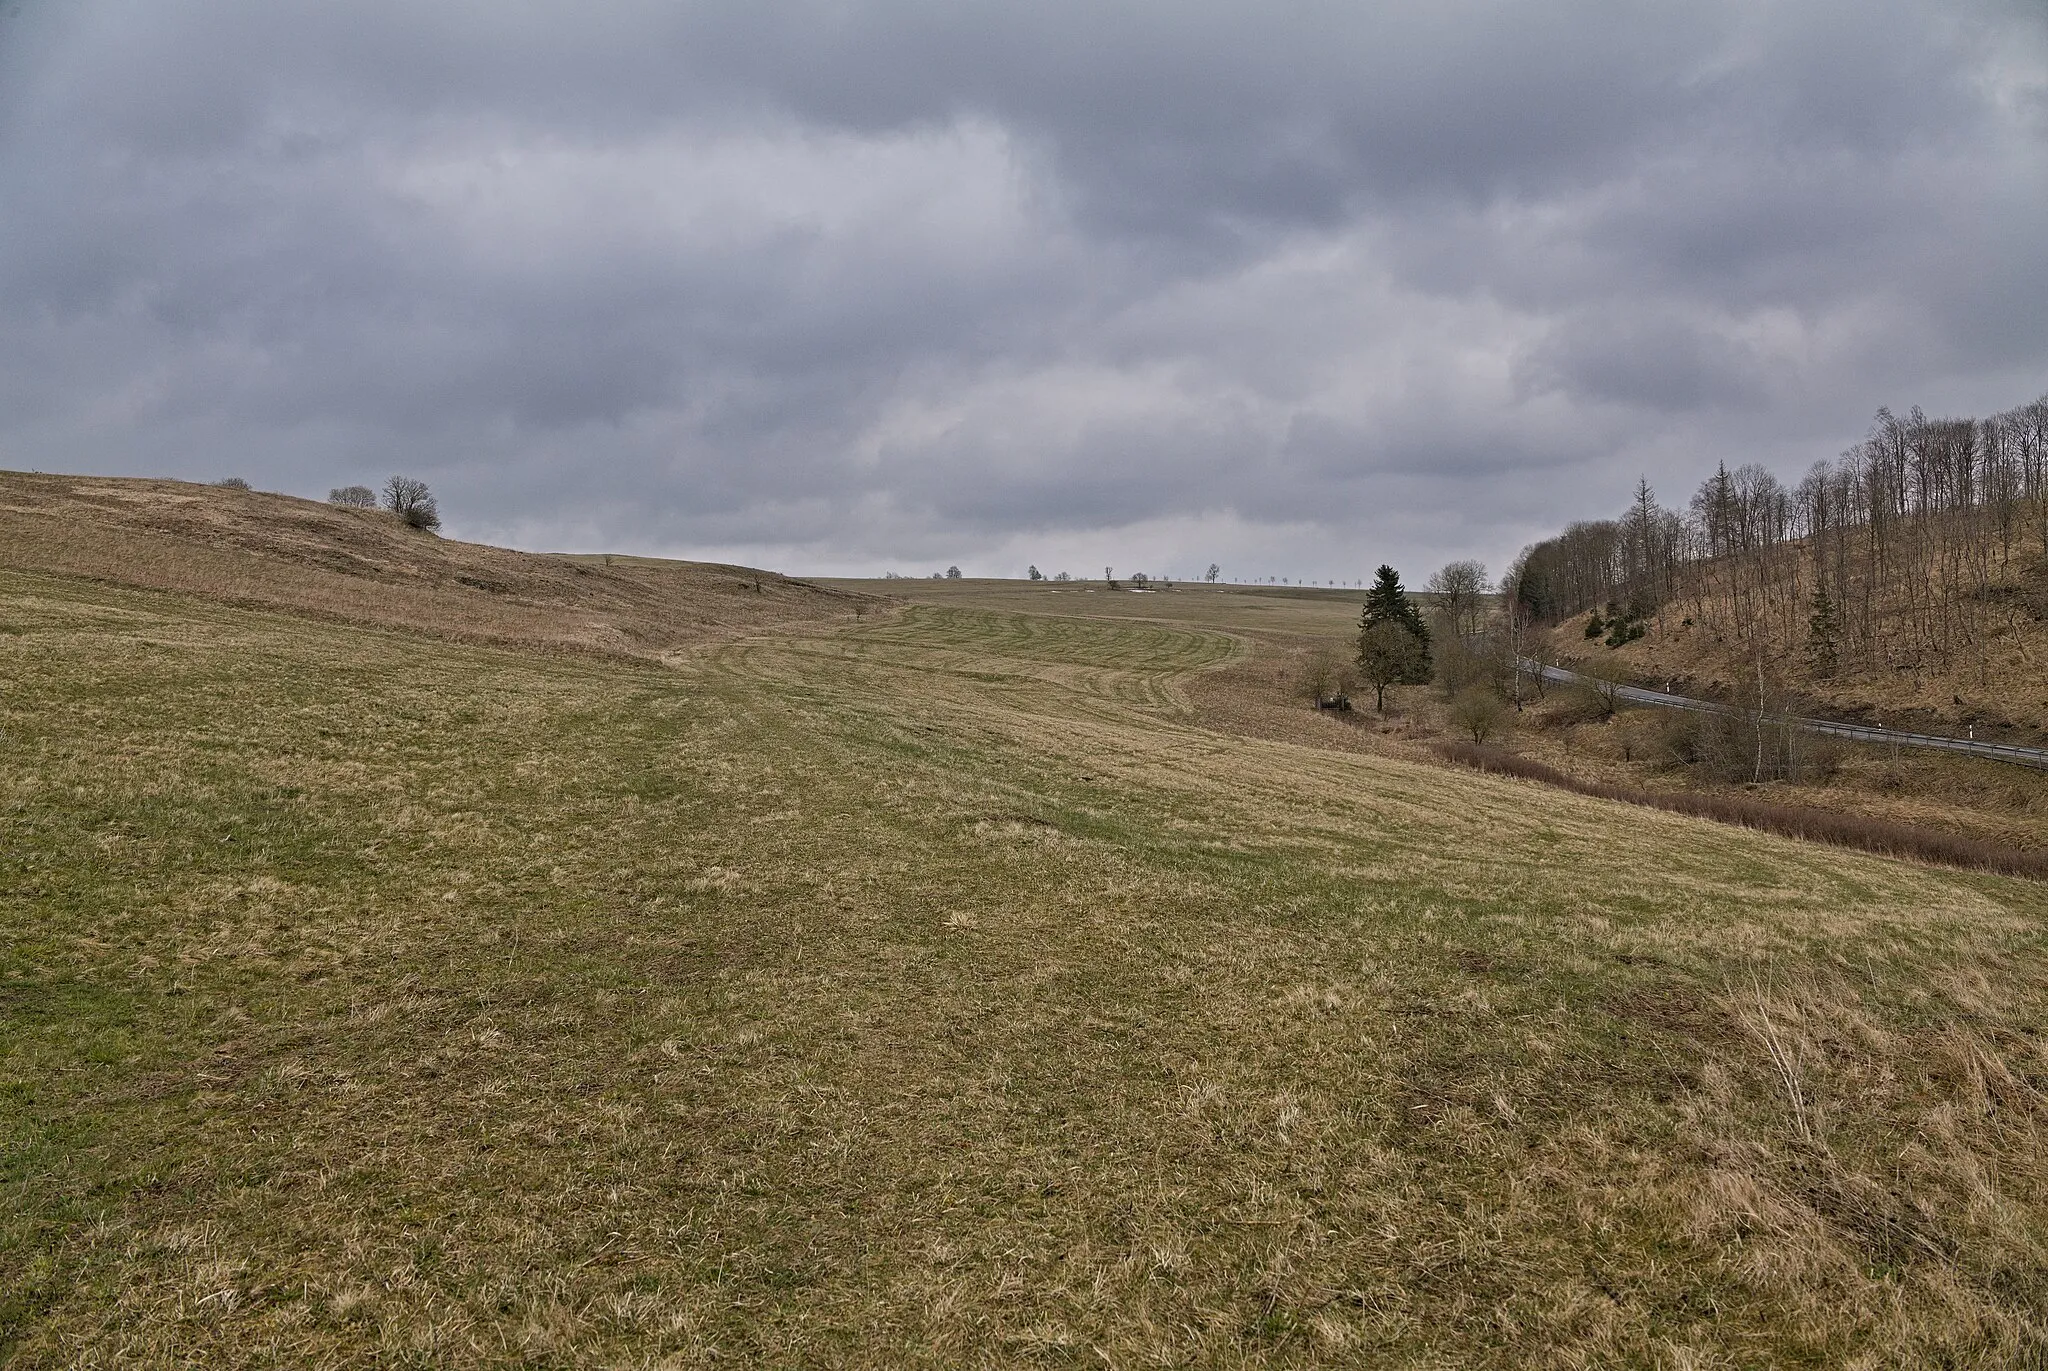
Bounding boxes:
4 492 2046 1366
0 471 869 658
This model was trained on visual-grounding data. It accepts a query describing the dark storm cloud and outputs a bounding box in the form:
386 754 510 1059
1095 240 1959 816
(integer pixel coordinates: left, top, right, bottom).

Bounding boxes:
1 0 2044 578
1519 313 1770 413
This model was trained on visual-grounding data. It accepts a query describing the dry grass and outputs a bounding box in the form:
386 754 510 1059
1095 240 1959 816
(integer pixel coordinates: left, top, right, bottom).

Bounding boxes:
1432 740 2048 880
1476 684 2048 855
0 470 872 657
1591 577 2048 742
6 567 2048 1366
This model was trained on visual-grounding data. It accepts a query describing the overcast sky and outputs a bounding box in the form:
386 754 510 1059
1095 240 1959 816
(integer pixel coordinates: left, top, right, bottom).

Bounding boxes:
3 2 2044 581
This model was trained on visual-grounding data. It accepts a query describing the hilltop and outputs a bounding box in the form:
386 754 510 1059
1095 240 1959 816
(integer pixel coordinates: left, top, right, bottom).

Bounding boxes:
0 470 869 657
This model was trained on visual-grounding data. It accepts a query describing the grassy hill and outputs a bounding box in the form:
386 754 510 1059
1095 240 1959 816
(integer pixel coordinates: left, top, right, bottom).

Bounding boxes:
0 471 867 658
4 534 2048 1364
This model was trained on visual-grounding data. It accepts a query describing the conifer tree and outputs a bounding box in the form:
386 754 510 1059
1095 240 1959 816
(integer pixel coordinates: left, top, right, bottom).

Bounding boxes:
1358 564 1432 684
1805 585 1840 679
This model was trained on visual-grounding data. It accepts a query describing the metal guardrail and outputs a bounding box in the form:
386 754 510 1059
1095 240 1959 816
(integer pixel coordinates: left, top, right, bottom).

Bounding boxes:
1516 659 2048 772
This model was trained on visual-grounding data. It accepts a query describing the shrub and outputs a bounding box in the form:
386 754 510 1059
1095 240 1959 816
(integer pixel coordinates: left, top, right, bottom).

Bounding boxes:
1572 657 1627 719
1657 707 1844 784
1295 645 1357 711
382 476 441 532
1604 618 1647 647
1448 686 1509 743
215 477 251 490
329 485 376 508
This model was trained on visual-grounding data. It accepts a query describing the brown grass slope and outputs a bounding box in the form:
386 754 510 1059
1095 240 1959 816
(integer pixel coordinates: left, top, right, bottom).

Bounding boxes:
1589 547 2048 742
8 577 2048 1367
0 470 871 657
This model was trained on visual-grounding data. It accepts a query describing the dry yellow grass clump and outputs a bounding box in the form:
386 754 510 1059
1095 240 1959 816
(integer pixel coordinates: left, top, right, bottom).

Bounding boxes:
0 470 871 658
4 563 2048 1367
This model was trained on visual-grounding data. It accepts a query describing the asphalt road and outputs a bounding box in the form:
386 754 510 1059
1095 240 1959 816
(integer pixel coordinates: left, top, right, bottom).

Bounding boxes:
1518 659 2048 771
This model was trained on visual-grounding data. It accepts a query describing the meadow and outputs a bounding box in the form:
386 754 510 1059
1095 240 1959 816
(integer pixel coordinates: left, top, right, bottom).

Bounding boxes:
5 567 2047 1367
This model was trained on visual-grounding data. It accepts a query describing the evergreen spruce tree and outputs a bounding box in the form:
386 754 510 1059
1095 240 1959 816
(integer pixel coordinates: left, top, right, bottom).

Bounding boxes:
1358 564 1432 683
1805 585 1841 679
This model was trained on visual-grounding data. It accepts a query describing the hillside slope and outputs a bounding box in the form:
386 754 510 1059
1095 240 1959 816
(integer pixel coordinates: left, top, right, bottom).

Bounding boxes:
0 471 868 656
6 572 2046 1366
1565 570 2048 743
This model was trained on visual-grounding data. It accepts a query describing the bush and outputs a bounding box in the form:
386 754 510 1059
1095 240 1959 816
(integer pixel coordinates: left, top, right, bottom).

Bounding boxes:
1658 708 1848 784
329 485 376 508
1572 657 1627 719
215 477 251 490
382 476 441 532
1448 686 1509 743
1295 645 1358 711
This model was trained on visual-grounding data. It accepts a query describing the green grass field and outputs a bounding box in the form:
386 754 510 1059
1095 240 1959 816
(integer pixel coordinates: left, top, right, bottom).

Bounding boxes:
5 569 2047 1366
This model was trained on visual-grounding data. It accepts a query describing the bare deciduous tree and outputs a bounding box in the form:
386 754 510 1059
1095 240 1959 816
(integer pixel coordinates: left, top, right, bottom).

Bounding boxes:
1426 560 1490 641
329 485 376 507
382 476 441 532
1574 655 1628 720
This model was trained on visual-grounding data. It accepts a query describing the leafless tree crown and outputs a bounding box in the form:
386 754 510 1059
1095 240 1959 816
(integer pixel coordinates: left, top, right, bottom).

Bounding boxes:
382 475 441 532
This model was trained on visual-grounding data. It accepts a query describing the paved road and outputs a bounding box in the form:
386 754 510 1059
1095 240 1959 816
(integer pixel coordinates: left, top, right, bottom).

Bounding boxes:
1516 659 2048 772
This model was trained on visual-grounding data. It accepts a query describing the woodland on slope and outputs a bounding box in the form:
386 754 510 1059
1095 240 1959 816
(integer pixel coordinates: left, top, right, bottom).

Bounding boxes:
1507 393 2048 738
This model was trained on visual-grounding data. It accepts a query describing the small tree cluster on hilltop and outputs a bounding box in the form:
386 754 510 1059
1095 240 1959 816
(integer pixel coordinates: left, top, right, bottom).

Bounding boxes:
328 485 376 508
382 476 441 532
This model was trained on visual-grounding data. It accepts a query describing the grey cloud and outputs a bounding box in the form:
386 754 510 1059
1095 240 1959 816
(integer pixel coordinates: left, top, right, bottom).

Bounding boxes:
1518 313 1770 413
0 0 2044 580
